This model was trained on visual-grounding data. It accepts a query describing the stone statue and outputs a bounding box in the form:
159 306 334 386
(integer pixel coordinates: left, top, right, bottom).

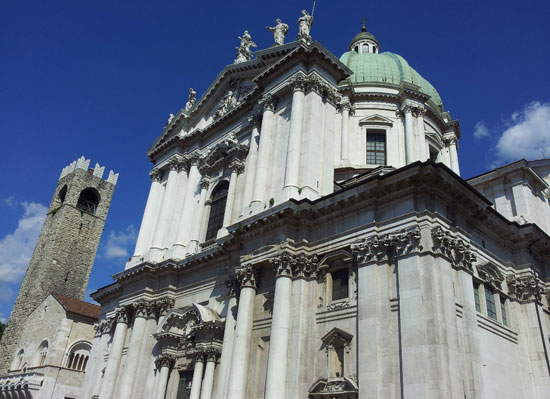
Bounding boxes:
185 88 197 112
216 90 237 118
234 30 257 64
266 18 289 46
166 113 175 125
297 9 313 40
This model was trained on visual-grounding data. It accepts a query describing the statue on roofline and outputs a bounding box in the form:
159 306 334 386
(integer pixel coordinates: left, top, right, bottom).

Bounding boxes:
185 88 197 113
297 9 313 41
234 30 257 64
267 18 289 46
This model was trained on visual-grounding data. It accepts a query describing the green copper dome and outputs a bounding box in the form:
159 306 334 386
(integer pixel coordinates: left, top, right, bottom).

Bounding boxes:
340 50 443 108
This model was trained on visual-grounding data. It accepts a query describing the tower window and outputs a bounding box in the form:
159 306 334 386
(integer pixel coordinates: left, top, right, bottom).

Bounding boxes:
76 187 100 215
205 181 229 241
331 268 349 301
58 185 68 203
366 129 386 165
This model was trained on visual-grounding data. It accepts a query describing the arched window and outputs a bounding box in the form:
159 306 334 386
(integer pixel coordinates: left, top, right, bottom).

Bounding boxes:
35 340 49 367
12 349 24 370
58 185 68 203
76 187 100 214
66 341 92 372
205 181 229 241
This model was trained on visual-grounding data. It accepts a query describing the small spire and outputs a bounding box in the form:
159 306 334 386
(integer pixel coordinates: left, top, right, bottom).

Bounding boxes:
361 18 367 32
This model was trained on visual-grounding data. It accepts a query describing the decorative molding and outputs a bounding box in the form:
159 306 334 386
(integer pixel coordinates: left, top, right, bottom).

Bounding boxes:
506 273 544 303
293 253 319 279
321 327 353 351
431 227 477 271
476 263 504 290
199 135 248 176
351 227 422 264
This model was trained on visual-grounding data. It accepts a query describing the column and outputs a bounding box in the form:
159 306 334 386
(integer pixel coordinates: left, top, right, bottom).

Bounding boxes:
414 107 428 162
82 320 112 399
99 308 130 399
227 266 257 399
250 95 276 208
444 132 460 175
200 350 218 399
221 161 243 231
402 105 415 164
340 101 350 162
150 159 181 261
167 163 190 250
116 302 150 398
213 282 238 399
172 157 201 258
241 117 260 215
155 354 175 399
190 354 205 399
132 170 163 261
264 255 293 399
187 178 210 254
284 78 306 199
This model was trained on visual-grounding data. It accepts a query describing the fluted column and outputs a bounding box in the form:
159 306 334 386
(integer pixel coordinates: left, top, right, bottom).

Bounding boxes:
284 77 307 199
99 307 130 399
155 354 175 399
150 158 181 261
402 105 415 164
213 280 238 399
264 254 294 399
340 101 351 162
250 95 276 209
132 170 163 261
222 161 244 231
200 350 219 399
173 155 202 258
241 116 260 215
116 301 150 397
188 177 210 254
444 132 460 175
414 106 428 162
227 266 258 399
190 353 205 399
167 162 190 250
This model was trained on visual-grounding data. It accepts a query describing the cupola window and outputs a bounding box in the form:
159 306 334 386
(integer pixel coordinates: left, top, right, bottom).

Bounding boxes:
366 130 386 165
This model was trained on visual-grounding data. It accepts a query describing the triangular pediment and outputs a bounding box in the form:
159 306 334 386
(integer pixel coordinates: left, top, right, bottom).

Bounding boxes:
358 114 394 126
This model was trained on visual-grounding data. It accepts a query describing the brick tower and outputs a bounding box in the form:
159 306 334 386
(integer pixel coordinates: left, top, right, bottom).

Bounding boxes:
0 156 118 373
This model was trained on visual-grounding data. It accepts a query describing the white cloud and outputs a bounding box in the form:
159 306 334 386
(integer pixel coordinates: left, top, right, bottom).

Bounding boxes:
495 102 550 163
0 202 47 304
2 196 16 207
103 225 137 260
473 121 491 140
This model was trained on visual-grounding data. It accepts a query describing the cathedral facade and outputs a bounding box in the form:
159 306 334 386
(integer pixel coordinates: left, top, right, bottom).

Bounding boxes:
4 13 549 399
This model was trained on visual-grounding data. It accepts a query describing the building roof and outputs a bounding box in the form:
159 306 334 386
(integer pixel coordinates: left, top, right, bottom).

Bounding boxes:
52 293 100 320
339 51 443 108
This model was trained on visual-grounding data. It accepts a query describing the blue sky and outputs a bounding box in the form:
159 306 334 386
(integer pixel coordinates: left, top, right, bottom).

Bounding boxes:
1 0 549 321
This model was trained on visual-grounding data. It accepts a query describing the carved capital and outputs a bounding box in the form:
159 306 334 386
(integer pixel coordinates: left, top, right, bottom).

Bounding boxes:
166 158 181 171
290 74 308 92
269 252 297 278
132 300 149 319
150 169 163 182
292 254 319 279
351 227 422 264
507 274 544 303
235 265 258 289
155 354 175 369
260 94 276 112
199 176 212 189
431 227 476 271
115 306 131 324
228 159 245 174
224 276 239 297
155 297 175 317
476 263 504 290
443 132 458 146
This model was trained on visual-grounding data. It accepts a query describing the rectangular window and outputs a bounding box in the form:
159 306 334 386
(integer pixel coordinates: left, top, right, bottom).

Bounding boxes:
500 297 508 326
366 130 386 165
331 268 349 301
485 286 497 320
473 282 481 312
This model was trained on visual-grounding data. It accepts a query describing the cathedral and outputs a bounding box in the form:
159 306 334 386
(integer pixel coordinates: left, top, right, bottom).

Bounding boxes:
1 11 549 399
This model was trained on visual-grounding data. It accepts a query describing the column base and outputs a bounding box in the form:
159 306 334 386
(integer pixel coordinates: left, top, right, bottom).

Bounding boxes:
187 240 200 255
299 185 319 201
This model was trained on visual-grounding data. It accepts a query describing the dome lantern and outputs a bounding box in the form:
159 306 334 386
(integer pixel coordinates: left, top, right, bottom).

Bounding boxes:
349 22 380 54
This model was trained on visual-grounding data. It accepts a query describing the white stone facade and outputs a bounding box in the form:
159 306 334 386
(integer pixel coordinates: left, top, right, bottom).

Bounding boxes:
85 22 550 399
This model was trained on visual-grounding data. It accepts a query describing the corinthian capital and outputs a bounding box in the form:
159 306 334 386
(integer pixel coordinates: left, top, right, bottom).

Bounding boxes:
507 274 544 303
290 74 308 92
229 159 245 174
150 169 163 182
235 265 258 289
443 132 458 146
155 354 175 369
431 227 476 271
260 94 276 112
351 227 422 264
269 252 297 278
292 254 319 279
115 306 131 324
